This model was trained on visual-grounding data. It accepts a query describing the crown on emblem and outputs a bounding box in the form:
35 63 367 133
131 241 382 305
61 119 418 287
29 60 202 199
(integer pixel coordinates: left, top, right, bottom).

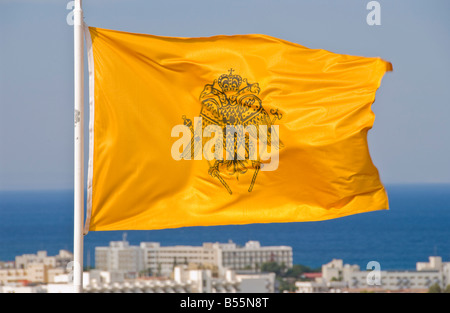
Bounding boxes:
217 69 243 92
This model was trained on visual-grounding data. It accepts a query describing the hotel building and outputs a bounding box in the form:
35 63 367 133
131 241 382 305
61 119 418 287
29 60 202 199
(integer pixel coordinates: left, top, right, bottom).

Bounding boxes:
95 239 293 276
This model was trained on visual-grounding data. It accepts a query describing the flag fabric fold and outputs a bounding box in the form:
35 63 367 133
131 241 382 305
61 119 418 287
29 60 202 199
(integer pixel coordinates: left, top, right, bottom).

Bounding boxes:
84 25 391 233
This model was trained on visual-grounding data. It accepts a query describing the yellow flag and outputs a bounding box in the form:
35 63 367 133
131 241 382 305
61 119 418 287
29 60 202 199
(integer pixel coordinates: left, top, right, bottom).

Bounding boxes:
84 26 392 232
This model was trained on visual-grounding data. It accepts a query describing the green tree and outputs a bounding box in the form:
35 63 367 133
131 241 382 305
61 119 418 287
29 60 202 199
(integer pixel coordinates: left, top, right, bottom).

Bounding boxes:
443 285 450 293
139 268 152 277
261 262 319 278
261 262 322 292
284 264 318 278
428 283 442 293
260 262 283 276
277 277 296 293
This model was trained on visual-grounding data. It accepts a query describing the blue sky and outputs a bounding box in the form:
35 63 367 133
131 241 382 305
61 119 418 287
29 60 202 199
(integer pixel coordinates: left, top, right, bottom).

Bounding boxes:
1 0 449 190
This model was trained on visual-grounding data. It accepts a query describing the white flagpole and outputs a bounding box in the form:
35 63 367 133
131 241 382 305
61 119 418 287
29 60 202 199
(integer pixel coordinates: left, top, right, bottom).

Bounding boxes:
73 0 84 293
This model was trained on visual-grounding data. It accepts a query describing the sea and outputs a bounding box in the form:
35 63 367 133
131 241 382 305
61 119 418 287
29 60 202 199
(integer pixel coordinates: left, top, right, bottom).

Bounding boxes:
0 184 449 271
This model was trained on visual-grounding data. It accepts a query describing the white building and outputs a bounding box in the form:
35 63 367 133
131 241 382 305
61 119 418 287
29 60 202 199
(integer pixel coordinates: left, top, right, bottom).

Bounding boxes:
43 265 275 293
95 240 144 276
217 240 292 272
140 242 220 277
173 265 276 293
235 271 276 293
295 280 347 293
0 250 73 284
96 239 293 277
297 256 450 293
174 265 239 293
0 284 47 293
46 270 189 293
15 250 72 269
417 256 444 271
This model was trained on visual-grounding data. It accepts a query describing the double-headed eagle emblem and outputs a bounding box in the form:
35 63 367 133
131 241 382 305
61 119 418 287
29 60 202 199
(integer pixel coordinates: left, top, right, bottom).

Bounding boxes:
181 69 284 194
